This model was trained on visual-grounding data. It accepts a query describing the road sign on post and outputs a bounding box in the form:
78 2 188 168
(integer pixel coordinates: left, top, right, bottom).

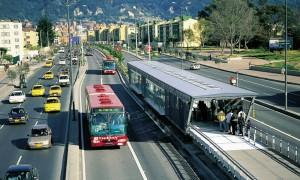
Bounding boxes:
145 45 151 53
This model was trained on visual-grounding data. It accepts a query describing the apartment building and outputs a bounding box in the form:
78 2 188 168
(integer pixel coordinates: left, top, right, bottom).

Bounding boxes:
0 20 23 60
23 27 39 48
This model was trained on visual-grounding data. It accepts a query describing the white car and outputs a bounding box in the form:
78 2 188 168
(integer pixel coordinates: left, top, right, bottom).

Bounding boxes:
58 49 64 53
8 90 26 103
58 74 70 86
59 59 66 65
27 124 52 149
190 63 201 70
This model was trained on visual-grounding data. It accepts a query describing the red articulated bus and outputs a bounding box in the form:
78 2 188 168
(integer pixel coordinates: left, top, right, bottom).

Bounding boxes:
85 84 128 147
102 56 116 75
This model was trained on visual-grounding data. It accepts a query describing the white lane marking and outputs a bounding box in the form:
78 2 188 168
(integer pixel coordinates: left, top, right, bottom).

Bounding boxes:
16 155 22 165
116 71 150 180
18 103 21 107
79 65 87 180
34 121 38 126
40 110 43 115
0 124 4 129
127 142 148 180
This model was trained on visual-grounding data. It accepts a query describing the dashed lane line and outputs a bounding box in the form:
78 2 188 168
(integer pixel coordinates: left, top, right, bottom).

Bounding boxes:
16 155 22 165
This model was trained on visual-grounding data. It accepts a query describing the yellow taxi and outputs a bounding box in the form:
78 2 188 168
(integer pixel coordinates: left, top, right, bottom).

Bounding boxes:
43 71 54 79
31 85 45 97
49 85 62 97
44 97 61 112
44 60 53 67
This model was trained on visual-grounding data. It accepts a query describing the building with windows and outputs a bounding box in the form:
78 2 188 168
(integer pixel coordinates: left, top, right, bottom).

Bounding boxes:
22 27 39 48
138 16 201 48
0 20 23 61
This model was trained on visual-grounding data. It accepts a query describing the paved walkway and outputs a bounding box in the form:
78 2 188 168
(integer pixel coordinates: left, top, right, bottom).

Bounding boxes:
0 61 45 100
191 122 300 180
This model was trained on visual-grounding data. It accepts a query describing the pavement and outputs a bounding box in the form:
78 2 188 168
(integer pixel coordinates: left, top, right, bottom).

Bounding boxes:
0 61 45 100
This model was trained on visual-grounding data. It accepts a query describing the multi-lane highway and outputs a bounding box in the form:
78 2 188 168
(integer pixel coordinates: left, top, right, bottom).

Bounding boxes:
122 52 300 140
0 53 77 179
78 50 186 180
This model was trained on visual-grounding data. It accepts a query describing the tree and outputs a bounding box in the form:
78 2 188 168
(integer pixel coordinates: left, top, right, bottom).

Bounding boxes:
209 0 257 54
36 16 55 47
7 69 17 85
183 29 194 50
197 18 214 48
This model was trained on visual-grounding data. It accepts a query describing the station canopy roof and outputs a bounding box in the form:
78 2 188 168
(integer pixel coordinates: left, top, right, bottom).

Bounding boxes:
128 61 257 99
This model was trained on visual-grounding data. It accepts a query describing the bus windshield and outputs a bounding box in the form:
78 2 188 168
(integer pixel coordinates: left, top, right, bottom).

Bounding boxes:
90 112 126 136
103 61 116 70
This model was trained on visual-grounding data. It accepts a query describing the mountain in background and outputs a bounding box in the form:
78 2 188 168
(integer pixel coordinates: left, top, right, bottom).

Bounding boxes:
0 0 211 23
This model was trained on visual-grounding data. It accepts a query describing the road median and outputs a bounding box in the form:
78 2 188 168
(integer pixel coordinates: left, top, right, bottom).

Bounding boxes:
65 60 88 180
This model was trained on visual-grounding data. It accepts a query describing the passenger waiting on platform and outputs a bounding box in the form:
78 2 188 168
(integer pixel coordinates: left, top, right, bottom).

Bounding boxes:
231 110 238 135
225 110 233 133
238 109 246 135
217 109 226 132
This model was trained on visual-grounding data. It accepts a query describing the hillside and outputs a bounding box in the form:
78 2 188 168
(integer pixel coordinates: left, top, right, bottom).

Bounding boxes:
0 0 211 22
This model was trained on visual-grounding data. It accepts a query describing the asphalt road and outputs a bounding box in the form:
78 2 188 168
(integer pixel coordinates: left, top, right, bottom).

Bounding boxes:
122 52 300 140
80 51 181 180
0 53 77 180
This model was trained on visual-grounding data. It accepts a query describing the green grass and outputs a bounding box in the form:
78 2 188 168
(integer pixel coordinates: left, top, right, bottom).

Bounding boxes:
239 49 300 62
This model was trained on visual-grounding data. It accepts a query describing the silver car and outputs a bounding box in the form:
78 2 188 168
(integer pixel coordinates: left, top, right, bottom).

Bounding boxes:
27 124 52 149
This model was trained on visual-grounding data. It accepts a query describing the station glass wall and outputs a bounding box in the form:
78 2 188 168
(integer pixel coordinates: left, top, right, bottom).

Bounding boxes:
145 79 165 114
129 69 142 93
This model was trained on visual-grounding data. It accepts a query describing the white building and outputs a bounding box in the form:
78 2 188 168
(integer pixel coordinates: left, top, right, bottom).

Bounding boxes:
0 20 23 61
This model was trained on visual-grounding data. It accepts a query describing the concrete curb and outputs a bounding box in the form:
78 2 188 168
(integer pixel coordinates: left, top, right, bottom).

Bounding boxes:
65 61 88 180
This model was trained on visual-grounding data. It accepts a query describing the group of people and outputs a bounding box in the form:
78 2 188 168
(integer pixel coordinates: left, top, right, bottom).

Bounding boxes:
217 108 249 135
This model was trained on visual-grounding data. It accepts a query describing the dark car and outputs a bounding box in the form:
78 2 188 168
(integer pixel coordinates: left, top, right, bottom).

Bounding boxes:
4 164 39 180
8 107 29 124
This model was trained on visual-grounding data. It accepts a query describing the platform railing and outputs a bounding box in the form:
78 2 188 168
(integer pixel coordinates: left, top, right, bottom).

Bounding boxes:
245 119 300 165
188 126 257 180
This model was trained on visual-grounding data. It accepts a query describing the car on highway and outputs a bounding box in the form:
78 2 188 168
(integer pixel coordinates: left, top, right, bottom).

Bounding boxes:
31 85 45 97
44 60 53 67
49 85 62 97
190 63 201 70
8 90 26 103
3 164 39 180
27 124 52 149
60 68 70 76
44 97 61 112
59 59 66 65
43 71 54 79
58 74 70 86
72 57 78 65
8 107 29 124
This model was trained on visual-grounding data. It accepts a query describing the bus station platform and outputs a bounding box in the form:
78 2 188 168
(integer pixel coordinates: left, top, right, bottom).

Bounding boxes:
126 60 299 179
191 122 299 179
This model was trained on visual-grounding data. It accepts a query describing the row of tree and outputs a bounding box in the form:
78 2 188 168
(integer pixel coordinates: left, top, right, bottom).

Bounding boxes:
198 0 300 54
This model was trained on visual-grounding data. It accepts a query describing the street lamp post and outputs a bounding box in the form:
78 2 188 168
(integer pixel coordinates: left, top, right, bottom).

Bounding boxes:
147 18 151 61
284 0 288 110
66 0 74 119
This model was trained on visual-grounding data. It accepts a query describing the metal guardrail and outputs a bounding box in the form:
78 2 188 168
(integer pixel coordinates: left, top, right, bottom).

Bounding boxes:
188 126 257 180
246 118 300 166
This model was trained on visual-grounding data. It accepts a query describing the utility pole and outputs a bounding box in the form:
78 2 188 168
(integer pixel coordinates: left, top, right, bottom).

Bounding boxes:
47 30 49 47
284 0 288 110
127 26 130 51
40 30 43 48
147 18 151 61
66 0 74 121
